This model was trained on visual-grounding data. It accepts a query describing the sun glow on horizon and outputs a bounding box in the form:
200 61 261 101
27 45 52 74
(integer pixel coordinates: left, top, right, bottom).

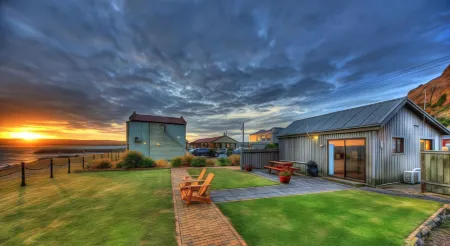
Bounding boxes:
10 131 43 141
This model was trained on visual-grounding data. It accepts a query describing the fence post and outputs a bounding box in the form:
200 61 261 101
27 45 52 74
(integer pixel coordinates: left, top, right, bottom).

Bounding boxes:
68 158 71 174
50 159 54 178
421 152 426 193
21 162 26 187
82 157 85 169
93 154 95 160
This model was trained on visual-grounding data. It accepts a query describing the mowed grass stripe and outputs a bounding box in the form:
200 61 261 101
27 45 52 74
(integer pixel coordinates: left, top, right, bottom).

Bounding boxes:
217 190 442 246
187 168 277 190
0 169 176 246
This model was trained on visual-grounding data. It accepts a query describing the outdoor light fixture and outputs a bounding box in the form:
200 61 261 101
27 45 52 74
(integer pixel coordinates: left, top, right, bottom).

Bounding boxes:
143 141 147 145
156 143 161 146
313 135 319 140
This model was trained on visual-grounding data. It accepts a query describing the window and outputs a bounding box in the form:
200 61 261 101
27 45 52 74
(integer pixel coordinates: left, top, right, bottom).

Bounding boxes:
226 143 231 148
392 138 404 153
420 139 433 151
215 143 221 148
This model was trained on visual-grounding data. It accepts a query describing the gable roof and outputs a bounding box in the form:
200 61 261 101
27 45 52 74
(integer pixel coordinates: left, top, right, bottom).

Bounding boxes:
251 130 269 135
129 112 186 125
191 135 238 144
190 136 224 144
251 127 285 135
279 97 450 138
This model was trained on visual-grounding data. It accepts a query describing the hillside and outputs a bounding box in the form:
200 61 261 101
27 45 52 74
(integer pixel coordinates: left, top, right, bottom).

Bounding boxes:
408 65 450 127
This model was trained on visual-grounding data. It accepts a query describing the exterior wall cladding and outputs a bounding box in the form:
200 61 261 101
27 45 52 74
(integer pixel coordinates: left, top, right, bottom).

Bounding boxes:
127 121 186 160
279 107 442 186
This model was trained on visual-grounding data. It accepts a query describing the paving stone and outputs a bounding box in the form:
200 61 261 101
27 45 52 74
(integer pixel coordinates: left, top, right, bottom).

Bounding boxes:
171 168 247 246
210 170 352 203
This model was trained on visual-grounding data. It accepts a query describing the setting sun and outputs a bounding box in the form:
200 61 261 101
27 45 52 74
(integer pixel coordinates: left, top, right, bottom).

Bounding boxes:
10 132 43 141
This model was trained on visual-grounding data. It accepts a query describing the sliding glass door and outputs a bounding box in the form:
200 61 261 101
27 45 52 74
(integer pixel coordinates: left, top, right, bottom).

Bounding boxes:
328 139 366 182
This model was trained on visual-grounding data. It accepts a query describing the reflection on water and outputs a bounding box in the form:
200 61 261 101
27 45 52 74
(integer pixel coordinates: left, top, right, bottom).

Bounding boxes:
0 145 126 167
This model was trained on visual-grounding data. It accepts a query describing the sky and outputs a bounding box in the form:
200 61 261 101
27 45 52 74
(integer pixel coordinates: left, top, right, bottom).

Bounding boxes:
0 0 449 142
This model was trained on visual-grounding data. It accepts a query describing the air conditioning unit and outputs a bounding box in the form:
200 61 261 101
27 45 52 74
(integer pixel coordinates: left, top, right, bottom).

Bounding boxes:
404 168 421 184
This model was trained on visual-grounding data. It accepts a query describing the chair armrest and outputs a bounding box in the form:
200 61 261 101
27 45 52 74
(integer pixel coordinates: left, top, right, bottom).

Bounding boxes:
180 185 204 191
180 179 206 184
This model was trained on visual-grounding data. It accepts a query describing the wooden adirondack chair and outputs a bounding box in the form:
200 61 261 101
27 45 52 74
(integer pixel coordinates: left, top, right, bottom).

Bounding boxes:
179 173 215 206
179 168 207 189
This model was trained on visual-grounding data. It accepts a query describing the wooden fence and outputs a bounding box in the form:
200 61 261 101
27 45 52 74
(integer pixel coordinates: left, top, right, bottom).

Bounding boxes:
421 151 450 195
240 149 279 169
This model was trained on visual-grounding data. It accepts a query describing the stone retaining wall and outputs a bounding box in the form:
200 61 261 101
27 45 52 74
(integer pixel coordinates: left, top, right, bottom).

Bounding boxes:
405 204 450 245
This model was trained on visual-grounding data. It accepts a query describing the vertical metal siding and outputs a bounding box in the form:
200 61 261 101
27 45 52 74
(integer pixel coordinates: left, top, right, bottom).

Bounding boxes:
279 131 378 185
279 106 444 186
377 107 442 185
241 149 279 169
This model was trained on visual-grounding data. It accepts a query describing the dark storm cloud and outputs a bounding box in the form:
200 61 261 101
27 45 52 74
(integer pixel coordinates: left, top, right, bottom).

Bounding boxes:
0 0 449 140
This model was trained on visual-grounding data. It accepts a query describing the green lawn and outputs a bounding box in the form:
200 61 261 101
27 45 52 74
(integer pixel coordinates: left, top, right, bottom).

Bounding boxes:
0 169 176 246
218 190 441 246
187 168 277 190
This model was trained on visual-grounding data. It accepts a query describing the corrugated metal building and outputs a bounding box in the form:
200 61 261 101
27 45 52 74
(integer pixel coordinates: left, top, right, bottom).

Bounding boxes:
126 112 186 160
278 97 450 186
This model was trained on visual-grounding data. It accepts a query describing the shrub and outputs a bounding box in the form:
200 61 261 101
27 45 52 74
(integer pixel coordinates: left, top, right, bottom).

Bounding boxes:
114 160 124 168
432 94 447 108
155 159 169 168
88 159 112 169
139 157 156 168
228 154 240 166
191 157 206 167
206 158 216 167
279 167 291 177
217 157 231 166
183 153 194 166
171 157 183 167
265 143 278 149
120 151 144 168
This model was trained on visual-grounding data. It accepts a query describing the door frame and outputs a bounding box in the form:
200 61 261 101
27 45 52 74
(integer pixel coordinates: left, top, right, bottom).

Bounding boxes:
327 138 367 183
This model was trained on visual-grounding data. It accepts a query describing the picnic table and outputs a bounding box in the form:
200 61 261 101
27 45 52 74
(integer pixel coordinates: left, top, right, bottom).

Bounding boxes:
264 161 299 174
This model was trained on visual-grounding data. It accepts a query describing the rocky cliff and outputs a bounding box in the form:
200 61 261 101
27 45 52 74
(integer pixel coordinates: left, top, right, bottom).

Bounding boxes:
408 65 450 127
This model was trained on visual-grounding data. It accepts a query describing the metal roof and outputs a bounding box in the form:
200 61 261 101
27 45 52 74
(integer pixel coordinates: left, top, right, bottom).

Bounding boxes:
279 97 410 137
129 112 186 125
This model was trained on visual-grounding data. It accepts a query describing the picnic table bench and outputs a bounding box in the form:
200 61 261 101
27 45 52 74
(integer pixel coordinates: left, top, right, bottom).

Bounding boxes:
264 161 299 174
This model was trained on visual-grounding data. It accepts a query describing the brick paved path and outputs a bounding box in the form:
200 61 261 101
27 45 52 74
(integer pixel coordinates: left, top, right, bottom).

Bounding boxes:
171 168 247 246
211 170 351 203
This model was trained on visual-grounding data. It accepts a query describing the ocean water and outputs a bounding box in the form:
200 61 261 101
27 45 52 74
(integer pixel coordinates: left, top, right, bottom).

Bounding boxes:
0 145 126 167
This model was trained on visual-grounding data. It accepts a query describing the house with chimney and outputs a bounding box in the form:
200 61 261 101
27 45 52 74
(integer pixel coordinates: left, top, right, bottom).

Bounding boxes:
126 112 186 160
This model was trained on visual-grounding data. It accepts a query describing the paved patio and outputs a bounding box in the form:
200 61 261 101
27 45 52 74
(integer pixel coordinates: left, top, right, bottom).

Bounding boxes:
211 170 351 202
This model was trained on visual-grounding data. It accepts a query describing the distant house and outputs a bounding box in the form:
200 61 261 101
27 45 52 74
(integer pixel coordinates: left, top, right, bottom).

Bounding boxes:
249 127 284 149
189 134 238 149
442 135 450 148
278 97 450 186
126 112 186 160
